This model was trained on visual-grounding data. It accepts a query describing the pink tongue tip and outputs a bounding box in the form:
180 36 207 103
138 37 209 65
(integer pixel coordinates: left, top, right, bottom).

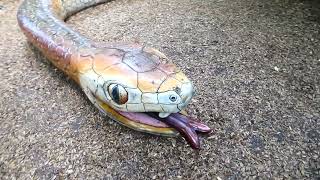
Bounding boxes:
189 119 212 133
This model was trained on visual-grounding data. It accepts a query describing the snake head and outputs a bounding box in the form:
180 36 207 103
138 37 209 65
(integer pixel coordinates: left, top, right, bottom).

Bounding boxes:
78 44 195 116
75 44 210 149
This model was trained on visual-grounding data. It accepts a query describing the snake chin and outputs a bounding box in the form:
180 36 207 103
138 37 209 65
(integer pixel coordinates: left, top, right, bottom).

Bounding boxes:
87 85 211 149
95 95 211 149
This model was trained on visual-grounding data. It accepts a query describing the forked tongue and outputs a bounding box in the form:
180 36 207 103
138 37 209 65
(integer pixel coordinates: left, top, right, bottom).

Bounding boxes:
149 113 211 149
163 114 200 149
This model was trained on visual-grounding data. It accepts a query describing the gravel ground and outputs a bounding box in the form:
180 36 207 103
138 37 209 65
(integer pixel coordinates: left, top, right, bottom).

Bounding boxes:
0 0 319 179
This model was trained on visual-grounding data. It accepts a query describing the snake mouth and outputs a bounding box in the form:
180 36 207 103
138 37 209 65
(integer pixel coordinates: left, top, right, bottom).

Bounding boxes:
95 97 211 149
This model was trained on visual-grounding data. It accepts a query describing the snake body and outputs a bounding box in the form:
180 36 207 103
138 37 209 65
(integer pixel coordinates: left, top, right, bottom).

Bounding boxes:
17 0 211 149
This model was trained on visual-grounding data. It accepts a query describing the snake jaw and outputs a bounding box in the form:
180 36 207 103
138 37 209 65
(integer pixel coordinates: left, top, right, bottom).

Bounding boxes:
83 84 211 149
92 89 212 149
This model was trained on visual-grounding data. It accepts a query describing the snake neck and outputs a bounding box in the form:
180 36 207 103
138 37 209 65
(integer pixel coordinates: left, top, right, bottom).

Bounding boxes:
17 0 110 82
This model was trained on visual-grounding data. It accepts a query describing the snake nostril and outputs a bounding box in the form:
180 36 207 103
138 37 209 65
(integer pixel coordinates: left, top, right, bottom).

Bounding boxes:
169 94 177 102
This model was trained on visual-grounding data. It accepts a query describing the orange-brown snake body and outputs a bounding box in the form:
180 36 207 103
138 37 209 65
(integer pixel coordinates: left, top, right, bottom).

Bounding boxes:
17 0 211 149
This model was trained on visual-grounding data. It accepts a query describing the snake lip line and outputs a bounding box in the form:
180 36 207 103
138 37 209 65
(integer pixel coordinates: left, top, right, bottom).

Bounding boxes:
94 93 211 149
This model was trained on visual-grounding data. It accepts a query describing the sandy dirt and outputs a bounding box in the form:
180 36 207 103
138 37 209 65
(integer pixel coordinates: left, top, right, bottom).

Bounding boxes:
0 0 319 179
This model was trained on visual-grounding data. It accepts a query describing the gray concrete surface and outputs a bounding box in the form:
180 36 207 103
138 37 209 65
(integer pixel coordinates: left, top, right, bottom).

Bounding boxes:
0 0 319 179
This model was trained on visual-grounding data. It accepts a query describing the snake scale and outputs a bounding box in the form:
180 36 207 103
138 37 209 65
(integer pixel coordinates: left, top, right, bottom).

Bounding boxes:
17 0 211 149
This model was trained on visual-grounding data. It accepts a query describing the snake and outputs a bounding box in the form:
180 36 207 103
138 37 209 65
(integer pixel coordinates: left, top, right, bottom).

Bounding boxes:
17 0 211 149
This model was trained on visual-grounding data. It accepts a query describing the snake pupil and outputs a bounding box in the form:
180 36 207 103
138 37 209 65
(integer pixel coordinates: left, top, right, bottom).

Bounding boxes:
111 85 120 103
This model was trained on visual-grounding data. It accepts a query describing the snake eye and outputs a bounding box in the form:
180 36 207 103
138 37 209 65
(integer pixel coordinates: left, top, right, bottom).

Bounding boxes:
169 94 178 102
108 84 128 105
